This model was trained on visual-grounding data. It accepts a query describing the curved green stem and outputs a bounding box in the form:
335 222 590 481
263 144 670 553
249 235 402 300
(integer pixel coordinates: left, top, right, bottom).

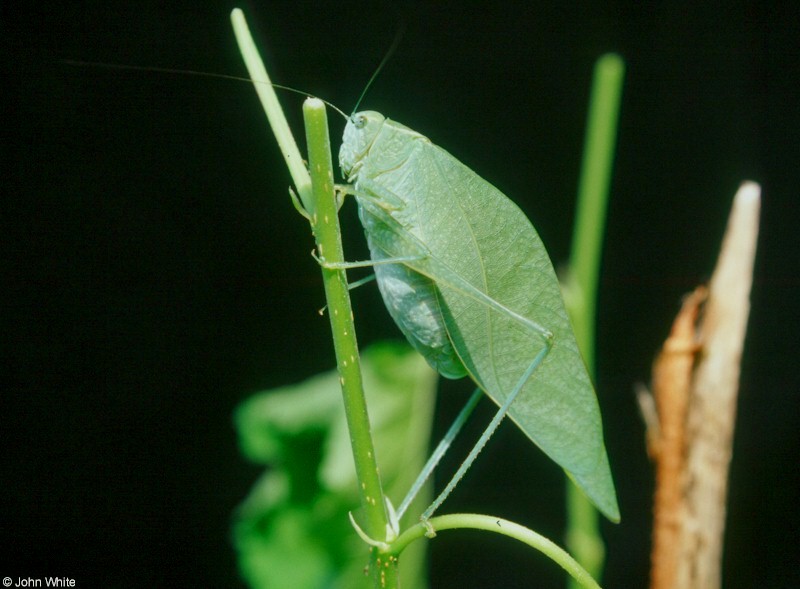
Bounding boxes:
389 514 602 589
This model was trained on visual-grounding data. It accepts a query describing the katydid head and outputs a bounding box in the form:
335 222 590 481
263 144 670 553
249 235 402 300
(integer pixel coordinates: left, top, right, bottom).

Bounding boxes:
339 111 385 179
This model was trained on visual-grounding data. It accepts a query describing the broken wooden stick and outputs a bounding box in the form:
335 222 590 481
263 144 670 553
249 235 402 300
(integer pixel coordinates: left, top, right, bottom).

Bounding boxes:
640 181 760 589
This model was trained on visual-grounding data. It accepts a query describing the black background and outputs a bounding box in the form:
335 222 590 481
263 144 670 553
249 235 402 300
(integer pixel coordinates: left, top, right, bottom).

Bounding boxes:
6 1 799 587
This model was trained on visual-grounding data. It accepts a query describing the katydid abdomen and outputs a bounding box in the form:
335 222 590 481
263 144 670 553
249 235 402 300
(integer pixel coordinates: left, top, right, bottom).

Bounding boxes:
341 111 619 522
368 252 468 380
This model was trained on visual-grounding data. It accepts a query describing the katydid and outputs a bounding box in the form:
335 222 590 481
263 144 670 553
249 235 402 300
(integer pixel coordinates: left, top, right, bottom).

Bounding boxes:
322 111 620 523
226 6 618 524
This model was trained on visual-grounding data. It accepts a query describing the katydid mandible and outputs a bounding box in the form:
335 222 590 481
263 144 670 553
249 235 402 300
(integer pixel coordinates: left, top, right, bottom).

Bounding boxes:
326 110 619 523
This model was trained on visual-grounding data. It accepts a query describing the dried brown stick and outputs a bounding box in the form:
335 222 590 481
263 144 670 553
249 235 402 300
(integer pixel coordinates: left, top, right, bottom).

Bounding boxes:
642 182 760 589
646 286 706 589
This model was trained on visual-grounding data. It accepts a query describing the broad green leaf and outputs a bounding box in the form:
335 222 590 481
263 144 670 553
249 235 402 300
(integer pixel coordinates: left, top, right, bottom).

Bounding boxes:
233 342 438 589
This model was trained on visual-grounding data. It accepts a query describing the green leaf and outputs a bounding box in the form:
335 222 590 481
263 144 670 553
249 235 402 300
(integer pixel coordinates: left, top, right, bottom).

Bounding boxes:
233 342 438 589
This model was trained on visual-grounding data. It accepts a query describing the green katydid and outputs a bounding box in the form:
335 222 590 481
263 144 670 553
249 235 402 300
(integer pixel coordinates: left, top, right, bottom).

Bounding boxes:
229 9 619 526
319 110 620 524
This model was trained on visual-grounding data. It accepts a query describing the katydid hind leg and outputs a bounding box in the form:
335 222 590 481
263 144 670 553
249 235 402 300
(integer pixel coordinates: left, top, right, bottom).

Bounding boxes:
355 207 563 518
421 339 552 520
338 182 579 519
397 387 483 520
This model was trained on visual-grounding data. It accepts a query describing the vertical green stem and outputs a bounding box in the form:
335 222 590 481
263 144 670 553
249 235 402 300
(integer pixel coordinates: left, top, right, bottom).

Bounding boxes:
564 53 625 587
568 53 626 363
232 9 395 587
303 100 395 588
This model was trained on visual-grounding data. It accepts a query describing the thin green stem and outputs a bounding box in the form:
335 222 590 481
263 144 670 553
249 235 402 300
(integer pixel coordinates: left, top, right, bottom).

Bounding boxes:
389 514 601 589
564 53 625 586
303 100 394 588
230 8 312 209
568 53 625 363
232 8 393 586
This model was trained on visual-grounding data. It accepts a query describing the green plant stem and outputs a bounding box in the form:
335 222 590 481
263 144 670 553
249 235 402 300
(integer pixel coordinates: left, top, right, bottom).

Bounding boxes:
230 8 312 207
568 53 625 360
232 9 394 586
564 53 625 586
389 514 601 589
303 100 394 588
